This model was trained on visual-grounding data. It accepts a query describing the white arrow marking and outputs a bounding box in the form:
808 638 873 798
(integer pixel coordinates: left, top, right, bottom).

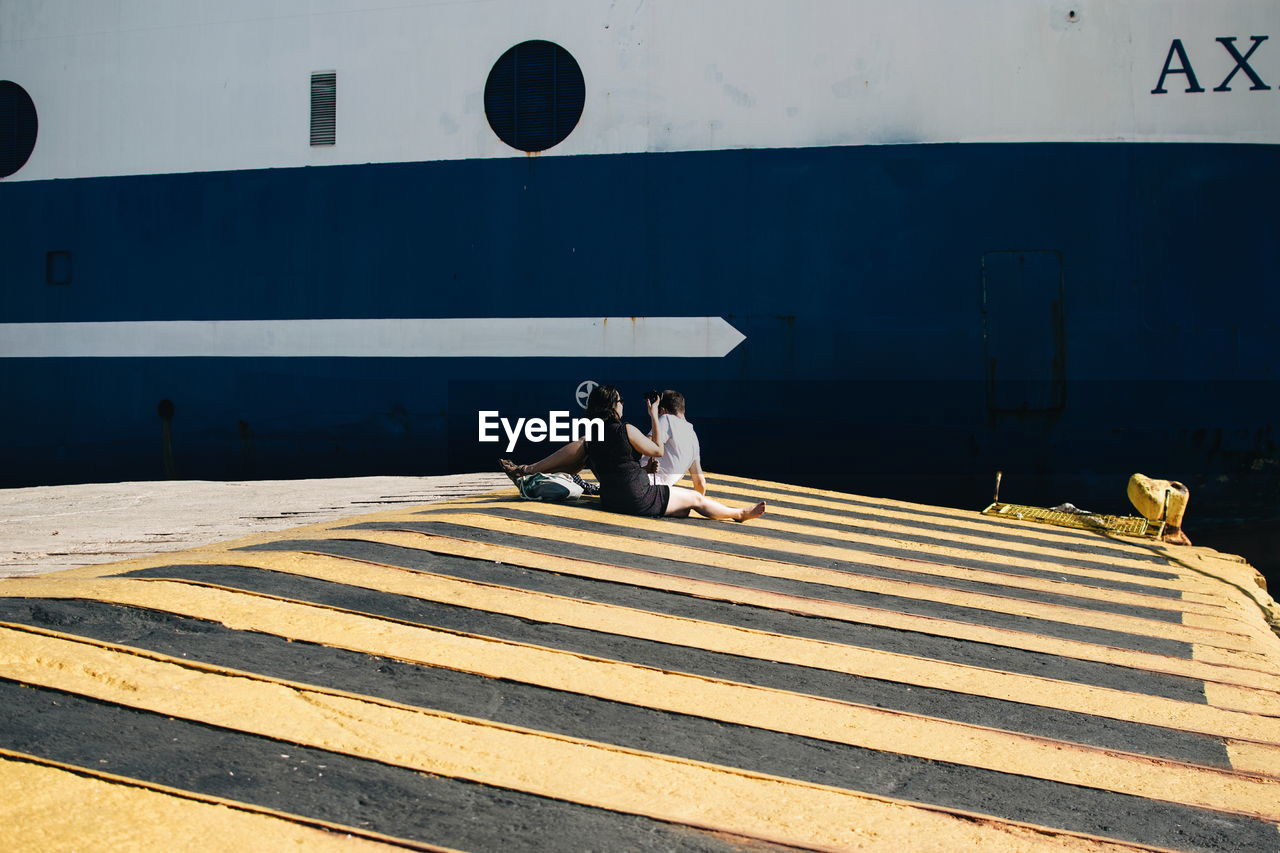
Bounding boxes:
0 317 746 358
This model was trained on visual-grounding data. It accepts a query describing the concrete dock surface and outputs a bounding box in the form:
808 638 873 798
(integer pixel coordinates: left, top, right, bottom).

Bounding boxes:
0 473 509 578
2 472 1278 851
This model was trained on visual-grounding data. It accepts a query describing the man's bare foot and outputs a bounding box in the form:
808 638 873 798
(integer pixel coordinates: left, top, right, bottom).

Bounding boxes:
499 458 531 483
735 501 766 522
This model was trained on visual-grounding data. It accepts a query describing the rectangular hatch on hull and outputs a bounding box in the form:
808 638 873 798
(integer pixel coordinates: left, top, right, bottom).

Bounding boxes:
981 250 1066 414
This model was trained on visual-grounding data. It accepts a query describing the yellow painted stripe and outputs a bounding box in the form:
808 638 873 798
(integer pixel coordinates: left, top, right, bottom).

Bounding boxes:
296 530 1280 718
72 482 1239 627
29 501 1219 616
0 753 418 852
727 514 1234 603
1204 680 1280 716
711 479 1177 558
381 485 1278 683
705 474 1172 557
395 513 1246 649
407 503 1278 669
5 619 1280 825
416 509 1225 620
6 574 1279 748
708 473 1155 540
458 493 1273 643
321 522 1280 697
450 489 1249 625
0 625 1163 853
710 489 1177 575
166 487 1273 674
421 500 1232 613
444 497 1223 599
706 476 1277 625
1194 644 1280 672
716 496 1280 651
1226 740 1280 778
680 473 1210 571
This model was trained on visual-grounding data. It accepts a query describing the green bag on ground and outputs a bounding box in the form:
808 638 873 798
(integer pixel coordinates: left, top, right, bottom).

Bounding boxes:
516 472 585 502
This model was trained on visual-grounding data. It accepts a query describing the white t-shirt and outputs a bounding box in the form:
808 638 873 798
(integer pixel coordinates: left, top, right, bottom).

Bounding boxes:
649 414 700 486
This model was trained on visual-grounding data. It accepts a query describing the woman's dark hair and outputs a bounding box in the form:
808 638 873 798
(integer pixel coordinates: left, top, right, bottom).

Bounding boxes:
586 384 622 423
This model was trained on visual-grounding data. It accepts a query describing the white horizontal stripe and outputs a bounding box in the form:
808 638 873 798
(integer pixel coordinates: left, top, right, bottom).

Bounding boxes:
3 0 1276 182
0 318 746 358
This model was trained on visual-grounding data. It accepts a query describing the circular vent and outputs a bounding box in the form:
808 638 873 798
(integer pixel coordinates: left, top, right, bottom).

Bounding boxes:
484 40 585 152
0 81 38 178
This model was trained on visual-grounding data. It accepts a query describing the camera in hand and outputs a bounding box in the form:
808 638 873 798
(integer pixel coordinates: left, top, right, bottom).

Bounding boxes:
644 389 660 404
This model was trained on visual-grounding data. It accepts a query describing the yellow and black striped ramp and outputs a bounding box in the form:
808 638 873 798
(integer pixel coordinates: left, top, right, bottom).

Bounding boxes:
3 474 1280 852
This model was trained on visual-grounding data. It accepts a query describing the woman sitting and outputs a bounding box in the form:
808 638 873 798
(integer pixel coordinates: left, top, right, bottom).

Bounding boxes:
501 384 765 522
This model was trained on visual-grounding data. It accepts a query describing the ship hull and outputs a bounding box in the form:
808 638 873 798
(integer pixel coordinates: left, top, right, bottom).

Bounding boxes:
4 141 1277 521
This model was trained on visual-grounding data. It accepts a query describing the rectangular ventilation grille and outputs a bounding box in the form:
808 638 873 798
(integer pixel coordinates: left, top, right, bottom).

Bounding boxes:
310 72 336 146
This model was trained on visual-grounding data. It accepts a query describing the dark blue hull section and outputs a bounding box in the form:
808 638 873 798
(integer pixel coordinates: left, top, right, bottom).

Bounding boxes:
3 143 1278 523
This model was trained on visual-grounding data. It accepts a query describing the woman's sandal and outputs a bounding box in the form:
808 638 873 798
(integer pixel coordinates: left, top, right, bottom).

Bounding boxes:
498 458 532 483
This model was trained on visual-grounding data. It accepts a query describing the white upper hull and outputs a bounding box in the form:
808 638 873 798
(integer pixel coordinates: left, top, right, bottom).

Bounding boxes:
1 0 1277 183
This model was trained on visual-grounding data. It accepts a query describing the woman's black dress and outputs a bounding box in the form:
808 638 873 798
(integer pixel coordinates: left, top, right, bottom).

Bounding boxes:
585 421 670 517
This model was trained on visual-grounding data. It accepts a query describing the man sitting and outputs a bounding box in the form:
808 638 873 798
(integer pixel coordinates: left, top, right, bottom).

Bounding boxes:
646 390 706 493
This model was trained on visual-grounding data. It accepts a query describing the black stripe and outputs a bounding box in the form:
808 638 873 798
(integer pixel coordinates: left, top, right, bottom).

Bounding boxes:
350 518 1183 623
670 505 1176 578
0 603 1267 853
708 480 1170 561
653 504 1173 578
0 680 788 853
0 598 1226 769
706 486 1176 564
429 508 1180 602
141 551 1206 702
423 506 1183 595
342 519 1191 657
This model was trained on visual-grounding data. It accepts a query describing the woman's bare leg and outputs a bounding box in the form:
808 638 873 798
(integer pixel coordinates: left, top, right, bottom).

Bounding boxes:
529 440 587 473
500 441 587 479
664 486 765 522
